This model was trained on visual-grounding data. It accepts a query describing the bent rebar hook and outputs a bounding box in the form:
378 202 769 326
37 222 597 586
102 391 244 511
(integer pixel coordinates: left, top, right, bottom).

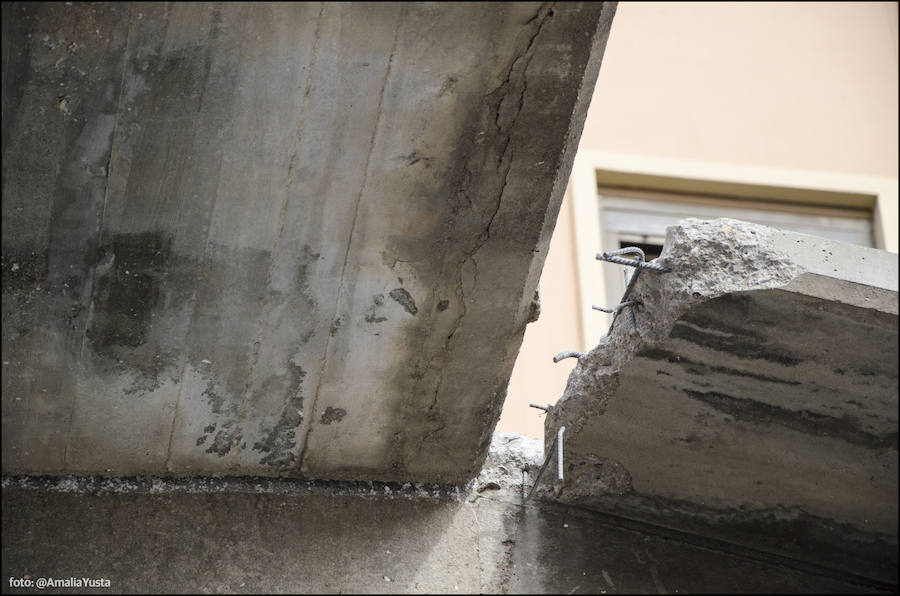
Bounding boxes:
552 351 584 363
594 247 671 331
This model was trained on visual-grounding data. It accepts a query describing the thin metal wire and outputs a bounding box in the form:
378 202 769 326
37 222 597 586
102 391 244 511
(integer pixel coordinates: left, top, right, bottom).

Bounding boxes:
552 351 584 363
612 249 644 331
525 431 558 502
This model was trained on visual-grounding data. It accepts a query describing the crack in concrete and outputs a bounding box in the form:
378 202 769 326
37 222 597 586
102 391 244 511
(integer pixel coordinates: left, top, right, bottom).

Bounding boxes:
68 4 137 472
420 3 554 441
479 2 553 245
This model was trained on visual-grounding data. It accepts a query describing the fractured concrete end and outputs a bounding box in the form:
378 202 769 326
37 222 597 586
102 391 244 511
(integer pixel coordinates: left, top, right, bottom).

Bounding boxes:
472 431 543 496
544 218 899 581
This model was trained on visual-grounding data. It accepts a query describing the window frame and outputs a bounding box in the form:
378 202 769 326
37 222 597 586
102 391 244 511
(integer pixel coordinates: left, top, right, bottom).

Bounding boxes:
569 150 898 350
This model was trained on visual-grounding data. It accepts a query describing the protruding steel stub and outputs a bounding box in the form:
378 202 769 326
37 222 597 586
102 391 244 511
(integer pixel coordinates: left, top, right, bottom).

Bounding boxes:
553 351 584 363
556 425 566 481
592 300 636 314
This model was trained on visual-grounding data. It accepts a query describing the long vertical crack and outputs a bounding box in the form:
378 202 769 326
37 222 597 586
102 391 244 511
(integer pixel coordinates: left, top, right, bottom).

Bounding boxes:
416 3 555 451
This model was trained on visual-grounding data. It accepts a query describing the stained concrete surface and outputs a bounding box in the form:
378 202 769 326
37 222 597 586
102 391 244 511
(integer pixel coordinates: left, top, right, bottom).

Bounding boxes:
1 2 615 483
1 433 890 594
543 219 899 584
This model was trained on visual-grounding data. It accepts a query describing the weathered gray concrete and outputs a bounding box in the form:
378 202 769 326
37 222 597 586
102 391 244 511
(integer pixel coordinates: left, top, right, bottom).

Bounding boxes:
1 2 616 483
2 433 890 594
542 218 899 584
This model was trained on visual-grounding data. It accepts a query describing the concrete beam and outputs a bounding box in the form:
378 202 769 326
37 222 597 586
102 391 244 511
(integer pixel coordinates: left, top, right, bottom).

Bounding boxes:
1 2 616 483
543 218 898 582
2 433 890 593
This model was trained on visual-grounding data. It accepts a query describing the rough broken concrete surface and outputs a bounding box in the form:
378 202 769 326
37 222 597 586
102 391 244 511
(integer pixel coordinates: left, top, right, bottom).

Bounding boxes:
544 218 899 582
1 2 616 483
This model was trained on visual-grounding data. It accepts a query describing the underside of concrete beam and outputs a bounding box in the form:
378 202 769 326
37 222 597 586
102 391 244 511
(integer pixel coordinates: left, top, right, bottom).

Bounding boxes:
542 218 899 583
1 2 616 483
3 432 892 594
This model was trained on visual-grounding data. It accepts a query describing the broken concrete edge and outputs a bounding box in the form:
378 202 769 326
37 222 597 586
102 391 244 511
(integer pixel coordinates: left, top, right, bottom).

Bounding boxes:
0 431 544 501
544 217 899 444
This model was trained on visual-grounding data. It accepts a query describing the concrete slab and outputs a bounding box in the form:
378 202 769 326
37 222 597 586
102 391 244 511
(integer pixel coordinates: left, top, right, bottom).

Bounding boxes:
1 2 616 483
542 218 899 583
2 433 891 593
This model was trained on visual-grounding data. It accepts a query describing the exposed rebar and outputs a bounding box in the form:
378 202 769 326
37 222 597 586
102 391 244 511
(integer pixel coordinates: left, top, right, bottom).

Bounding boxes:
592 300 636 314
552 351 584 363
597 252 672 272
594 246 672 333
557 426 566 481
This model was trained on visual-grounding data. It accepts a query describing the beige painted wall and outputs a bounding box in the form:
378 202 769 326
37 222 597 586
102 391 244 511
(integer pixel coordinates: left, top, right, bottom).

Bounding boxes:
501 185 584 438
583 1 898 178
500 1 900 438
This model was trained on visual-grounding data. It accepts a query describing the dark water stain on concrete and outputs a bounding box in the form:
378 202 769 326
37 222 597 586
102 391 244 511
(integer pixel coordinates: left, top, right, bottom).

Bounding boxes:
253 361 307 468
84 232 189 394
329 317 342 337
682 389 898 450
670 318 801 367
638 347 802 386
206 423 239 457
87 232 171 352
319 407 346 425
389 288 417 316
200 381 239 457
295 244 321 309
364 294 388 324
